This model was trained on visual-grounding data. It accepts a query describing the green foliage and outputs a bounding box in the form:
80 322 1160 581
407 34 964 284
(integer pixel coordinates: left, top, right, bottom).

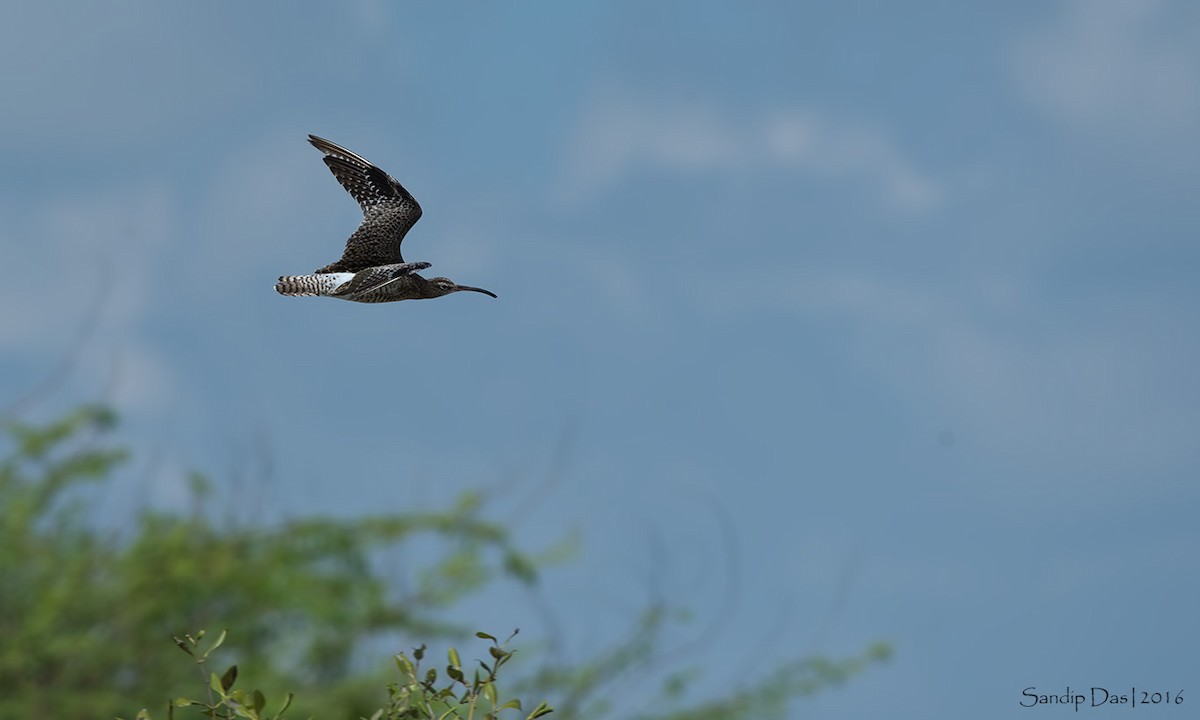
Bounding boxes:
0 407 543 720
160 629 296 720
0 405 889 720
119 629 550 720
379 631 553 720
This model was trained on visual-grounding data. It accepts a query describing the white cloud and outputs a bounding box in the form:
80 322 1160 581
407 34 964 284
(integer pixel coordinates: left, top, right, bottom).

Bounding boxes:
762 113 942 211
562 91 941 213
696 264 1199 483
1011 0 1200 137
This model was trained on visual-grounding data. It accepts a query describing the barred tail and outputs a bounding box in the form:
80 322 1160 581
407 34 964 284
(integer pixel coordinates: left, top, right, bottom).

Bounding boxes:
274 273 351 297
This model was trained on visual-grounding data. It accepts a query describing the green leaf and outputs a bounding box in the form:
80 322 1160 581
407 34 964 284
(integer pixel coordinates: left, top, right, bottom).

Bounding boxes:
414 643 426 662
271 692 294 720
220 664 238 692
447 665 464 682
475 631 496 642
448 647 461 668
252 689 266 713
525 701 554 719
201 629 228 660
172 636 195 657
497 699 521 712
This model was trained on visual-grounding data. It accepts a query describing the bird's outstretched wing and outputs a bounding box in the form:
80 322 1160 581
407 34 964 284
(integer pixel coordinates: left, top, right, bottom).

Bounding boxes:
308 134 424 273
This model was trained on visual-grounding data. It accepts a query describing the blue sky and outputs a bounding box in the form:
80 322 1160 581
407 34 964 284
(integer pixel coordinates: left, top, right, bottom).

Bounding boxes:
3 1 1199 717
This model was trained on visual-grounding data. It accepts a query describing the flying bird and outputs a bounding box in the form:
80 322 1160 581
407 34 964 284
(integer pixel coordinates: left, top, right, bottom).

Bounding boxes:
275 134 496 303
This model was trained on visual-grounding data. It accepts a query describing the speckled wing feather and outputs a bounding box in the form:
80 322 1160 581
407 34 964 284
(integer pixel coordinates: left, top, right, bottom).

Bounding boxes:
308 134 424 273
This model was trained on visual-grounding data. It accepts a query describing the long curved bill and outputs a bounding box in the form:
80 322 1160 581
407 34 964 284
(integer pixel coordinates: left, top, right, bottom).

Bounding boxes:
457 284 497 298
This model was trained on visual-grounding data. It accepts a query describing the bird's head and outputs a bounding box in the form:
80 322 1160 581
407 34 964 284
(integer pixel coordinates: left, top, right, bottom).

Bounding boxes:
430 277 497 299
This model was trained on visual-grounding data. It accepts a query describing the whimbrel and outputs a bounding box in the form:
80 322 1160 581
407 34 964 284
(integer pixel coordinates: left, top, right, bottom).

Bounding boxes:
275 135 497 303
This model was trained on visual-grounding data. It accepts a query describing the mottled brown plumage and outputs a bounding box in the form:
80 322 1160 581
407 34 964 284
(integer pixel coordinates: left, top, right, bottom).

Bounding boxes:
332 268 495 303
307 134 424 274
